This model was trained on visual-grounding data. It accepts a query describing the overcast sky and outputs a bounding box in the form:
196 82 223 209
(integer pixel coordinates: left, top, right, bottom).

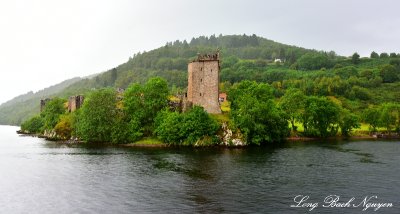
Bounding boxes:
0 0 399 104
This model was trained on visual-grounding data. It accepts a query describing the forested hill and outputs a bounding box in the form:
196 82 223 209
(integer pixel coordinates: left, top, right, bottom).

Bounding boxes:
60 34 317 93
0 34 318 125
2 34 400 126
0 77 81 125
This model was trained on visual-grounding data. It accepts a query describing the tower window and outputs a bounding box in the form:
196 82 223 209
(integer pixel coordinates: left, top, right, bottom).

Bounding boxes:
200 67 203 71
211 69 212 72
200 93 202 96
200 79 202 82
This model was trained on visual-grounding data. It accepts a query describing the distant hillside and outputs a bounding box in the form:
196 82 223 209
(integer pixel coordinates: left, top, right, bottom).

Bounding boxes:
61 34 318 93
0 34 331 125
0 77 81 125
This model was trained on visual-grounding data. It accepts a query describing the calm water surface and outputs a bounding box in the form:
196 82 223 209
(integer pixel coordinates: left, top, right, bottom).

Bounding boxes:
1 125 400 213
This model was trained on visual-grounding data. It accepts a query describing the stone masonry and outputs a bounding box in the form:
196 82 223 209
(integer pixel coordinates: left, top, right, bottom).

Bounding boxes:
68 95 84 112
186 52 221 114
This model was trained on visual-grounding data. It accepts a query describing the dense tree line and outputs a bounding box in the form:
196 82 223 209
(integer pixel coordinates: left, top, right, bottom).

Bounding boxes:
228 81 289 144
21 98 66 134
3 35 400 127
9 34 400 145
60 34 317 92
227 82 361 139
363 103 400 133
21 77 400 146
21 78 220 145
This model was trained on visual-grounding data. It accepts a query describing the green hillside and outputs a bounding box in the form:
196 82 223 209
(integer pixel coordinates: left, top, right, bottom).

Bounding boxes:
0 77 81 125
0 34 317 125
1 34 400 127
61 34 316 92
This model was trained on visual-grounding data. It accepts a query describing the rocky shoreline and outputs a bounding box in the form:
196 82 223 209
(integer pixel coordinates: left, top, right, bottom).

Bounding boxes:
16 129 400 148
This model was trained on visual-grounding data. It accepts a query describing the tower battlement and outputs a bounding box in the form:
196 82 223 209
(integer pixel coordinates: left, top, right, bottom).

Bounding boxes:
193 52 220 62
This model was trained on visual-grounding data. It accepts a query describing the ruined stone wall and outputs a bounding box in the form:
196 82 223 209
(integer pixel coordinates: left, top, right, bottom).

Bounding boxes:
68 95 84 112
40 98 51 112
187 60 221 114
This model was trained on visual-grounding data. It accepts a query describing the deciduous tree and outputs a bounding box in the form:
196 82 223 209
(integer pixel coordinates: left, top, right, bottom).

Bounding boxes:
351 52 360 64
75 88 117 142
370 51 379 58
302 96 340 137
280 88 305 131
229 81 289 144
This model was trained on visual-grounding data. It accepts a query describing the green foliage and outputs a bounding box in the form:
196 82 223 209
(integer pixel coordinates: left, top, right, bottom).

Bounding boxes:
229 81 289 144
5 34 400 143
155 106 219 145
219 81 232 93
228 80 273 110
19 97 66 134
41 98 66 130
142 77 169 124
339 109 360 136
221 56 239 68
359 69 375 79
370 51 379 58
362 107 381 132
232 96 289 144
123 77 169 136
333 66 358 79
181 107 220 144
99 77 170 143
390 58 400 68
21 116 44 133
280 88 306 131
380 65 399 83
75 88 117 142
362 103 400 133
380 53 389 58
379 103 400 132
347 86 372 100
352 52 360 64
54 114 73 139
154 111 184 144
39 77 169 144
302 96 341 137
4 34 400 131
111 111 143 144
124 83 144 122
296 52 333 70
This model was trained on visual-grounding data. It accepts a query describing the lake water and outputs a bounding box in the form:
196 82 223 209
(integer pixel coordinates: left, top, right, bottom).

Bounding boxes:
1 125 400 213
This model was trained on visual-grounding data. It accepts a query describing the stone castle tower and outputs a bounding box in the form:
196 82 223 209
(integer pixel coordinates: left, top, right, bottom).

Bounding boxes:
186 52 221 114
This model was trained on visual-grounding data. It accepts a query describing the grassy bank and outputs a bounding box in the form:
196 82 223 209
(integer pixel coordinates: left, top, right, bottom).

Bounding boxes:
121 137 167 147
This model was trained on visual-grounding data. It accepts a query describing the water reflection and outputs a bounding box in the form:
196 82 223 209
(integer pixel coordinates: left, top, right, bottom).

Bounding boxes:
1 126 400 213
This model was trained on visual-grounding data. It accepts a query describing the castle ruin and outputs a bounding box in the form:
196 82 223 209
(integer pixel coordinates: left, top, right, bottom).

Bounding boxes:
68 95 84 112
40 98 51 112
186 52 221 114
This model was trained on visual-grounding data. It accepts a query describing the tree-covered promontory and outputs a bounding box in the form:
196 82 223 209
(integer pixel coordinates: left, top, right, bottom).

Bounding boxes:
6 34 400 143
20 77 400 145
1 34 318 125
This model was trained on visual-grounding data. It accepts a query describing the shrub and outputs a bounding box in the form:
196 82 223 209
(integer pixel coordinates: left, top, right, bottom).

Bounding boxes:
21 116 44 133
54 114 73 139
155 106 219 145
